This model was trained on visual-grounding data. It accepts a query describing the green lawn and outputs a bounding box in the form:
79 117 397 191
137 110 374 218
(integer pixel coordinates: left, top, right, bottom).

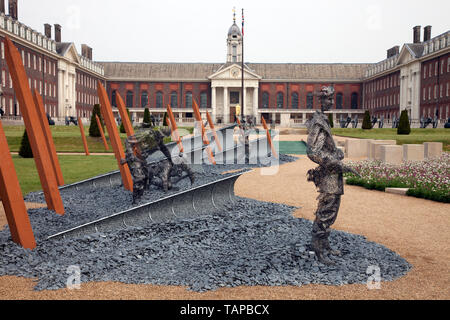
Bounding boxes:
331 128 450 151
11 155 118 196
3 125 193 153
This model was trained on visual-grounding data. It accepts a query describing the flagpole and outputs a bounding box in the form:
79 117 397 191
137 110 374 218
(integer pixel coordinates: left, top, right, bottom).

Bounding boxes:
241 8 244 120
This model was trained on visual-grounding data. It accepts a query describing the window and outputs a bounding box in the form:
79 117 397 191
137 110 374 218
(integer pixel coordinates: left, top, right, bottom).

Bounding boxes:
126 90 133 108
440 84 443 98
423 87 426 101
111 90 117 106
141 91 148 107
306 92 313 109
262 92 269 108
351 93 358 109
200 92 207 108
276 92 284 108
435 62 438 76
170 91 178 108
291 92 298 109
185 92 192 108
156 91 163 108
232 45 237 63
336 93 343 109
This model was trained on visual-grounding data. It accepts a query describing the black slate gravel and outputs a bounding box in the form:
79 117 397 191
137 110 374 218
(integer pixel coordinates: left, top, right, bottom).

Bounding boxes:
0 155 411 292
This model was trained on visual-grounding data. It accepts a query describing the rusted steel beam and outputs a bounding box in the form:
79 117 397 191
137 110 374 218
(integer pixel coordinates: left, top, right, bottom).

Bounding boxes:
33 89 64 186
261 116 278 159
97 81 133 191
116 93 134 137
0 120 37 249
77 117 90 156
4 36 64 214
95 115 109 151
206 110 222 152
193 99 215 165
166 105 184 153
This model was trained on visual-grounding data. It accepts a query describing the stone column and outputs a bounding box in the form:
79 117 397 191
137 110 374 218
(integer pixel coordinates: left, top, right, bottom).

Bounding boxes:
302 112 307 124
211 86 216 122
223 87 229 124
253 87 259 124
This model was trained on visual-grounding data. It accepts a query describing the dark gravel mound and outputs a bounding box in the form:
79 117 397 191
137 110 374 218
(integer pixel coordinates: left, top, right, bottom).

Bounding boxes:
0 197 411 292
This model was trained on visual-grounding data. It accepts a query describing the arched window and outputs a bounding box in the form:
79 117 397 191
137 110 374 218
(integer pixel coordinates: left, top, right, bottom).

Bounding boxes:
170 91 178 108
126 90 133 108
185 92 192 108
351 92 358 109
111 90 117 107
336 93 343 109
291 92 299 109
156 91 163 108
306 92 313 109
200 92 208 108
262 92 269 108
277 92 284 108
141 91 148 108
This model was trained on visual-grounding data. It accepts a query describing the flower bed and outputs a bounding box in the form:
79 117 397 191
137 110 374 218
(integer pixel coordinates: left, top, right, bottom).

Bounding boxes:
344 153 450 203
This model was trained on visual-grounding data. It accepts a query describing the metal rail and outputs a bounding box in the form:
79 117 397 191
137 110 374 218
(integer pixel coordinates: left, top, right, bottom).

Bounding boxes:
47 171 246 240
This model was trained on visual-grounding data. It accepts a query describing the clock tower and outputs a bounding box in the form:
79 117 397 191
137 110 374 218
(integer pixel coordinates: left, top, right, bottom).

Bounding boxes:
226 11 242 63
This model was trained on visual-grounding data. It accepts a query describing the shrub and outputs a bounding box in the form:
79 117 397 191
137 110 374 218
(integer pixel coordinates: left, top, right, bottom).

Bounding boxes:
120 108 132 134
143 108 151 125
89 104 104 137
362 110 372 129
18 130 33 158
397 110 411 135
327 113 334 128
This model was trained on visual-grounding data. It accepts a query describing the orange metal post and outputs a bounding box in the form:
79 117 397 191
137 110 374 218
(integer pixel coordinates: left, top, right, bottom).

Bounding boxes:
116 93 135 137
97 81 133 191
33 90 64 186
166 105 184 153
77 117 90 156
4 36 64 215
0 120 36 249
206 111 222 152
95 115 109 151
261 116 278 159
193 99 216 165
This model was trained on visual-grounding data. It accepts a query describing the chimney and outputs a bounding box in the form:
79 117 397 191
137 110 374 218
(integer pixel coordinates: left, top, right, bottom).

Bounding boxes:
387 46 400 58
88 47 93 60
44 23 51 39
54 24 61 42
81 44 89 58
0 0 5 14
8 0 17 20
413 25 421 43
424 25 432 42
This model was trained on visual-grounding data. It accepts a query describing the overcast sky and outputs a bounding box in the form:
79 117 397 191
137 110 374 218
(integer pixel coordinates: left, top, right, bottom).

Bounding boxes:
18 0 450 64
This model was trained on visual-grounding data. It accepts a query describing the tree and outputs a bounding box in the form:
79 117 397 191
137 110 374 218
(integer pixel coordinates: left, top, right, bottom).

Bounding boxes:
143 107 151 125
327 113 334 128
89 104 104 137
120 108 132 134
362 110 372 130
162 112 168 127
18 130 33 158
397 110 411 135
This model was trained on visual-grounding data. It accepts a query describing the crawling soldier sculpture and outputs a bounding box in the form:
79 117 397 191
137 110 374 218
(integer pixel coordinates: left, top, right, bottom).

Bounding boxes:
121 124 174 203
306 86 359 265
148 154 195 191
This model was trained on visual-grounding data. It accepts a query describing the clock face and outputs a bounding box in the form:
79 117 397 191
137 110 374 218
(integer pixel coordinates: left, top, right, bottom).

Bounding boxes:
231 68 239 78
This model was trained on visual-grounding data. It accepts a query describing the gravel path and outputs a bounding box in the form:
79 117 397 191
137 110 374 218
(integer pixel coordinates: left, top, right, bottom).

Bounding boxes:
0 155 411 292
0 197 410 292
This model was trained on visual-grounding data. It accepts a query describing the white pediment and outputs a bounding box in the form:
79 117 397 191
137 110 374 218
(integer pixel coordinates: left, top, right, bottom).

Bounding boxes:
396 45 415 66
64 43 81 64
208 64 261 81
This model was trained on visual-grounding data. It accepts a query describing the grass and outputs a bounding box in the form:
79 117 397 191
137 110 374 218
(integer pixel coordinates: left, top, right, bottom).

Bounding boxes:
331 128 450 151
3 125 193 153
11 155 118 196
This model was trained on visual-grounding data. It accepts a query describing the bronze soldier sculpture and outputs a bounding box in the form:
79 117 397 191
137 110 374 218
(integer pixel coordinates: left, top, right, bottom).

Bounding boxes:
121 124 194 203
306 86 359 265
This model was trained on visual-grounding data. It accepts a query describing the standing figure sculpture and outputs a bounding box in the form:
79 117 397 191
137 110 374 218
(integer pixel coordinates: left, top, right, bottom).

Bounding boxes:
306 86 359 264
